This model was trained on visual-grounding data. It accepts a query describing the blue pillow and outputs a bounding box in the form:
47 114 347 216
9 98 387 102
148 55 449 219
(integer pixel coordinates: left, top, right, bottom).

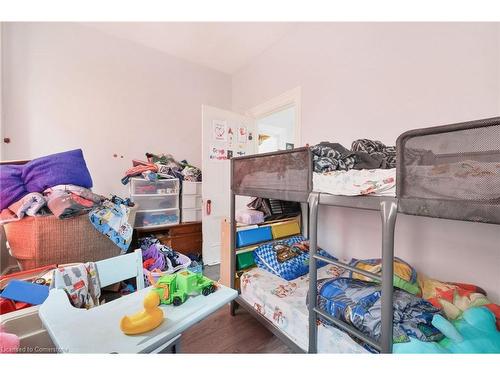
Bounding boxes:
253 235 336 281
22 149 93 193
0 164 28 210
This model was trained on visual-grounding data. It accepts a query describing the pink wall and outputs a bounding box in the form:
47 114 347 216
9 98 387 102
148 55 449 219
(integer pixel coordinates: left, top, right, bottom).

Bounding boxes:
232 23 500 301
2 22 232 196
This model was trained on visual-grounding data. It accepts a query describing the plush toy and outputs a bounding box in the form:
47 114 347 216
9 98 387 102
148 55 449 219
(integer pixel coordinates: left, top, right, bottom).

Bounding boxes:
0 324 20 353
394 307 500 353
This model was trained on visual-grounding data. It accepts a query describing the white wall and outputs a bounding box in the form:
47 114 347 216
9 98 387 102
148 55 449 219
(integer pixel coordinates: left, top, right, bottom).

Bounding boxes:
2 22 232 196
232 23 500 301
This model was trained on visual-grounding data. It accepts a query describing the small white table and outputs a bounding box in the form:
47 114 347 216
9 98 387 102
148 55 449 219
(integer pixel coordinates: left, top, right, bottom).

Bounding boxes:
39 284 237 353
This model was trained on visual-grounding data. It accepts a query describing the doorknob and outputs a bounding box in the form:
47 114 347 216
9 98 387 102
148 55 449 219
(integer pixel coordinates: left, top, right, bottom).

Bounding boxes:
206 199 212 216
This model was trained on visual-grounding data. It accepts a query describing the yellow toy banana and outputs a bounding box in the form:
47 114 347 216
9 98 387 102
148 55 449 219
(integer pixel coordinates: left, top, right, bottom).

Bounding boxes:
120 291 164 335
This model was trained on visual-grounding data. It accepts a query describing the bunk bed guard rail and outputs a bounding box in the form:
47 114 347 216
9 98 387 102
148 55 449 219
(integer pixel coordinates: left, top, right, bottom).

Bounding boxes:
396 116 500 224
231 147 313 202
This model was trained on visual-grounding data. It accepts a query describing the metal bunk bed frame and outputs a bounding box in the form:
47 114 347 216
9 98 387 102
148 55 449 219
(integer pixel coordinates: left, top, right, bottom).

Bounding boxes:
229 148 398 353
308 116 500 353
229 148 312 353
307 194 397 353
229 116 500 355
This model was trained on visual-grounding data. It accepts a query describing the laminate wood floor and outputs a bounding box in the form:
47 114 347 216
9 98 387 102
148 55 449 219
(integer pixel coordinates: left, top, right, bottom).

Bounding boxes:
181 306 294 353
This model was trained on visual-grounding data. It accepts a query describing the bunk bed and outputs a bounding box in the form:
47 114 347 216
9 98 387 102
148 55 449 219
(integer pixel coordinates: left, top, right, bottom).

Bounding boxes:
229 116 500 354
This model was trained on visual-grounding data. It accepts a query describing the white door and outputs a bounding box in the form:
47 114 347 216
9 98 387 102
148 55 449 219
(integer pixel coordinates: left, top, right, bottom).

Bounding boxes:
201 105 256 265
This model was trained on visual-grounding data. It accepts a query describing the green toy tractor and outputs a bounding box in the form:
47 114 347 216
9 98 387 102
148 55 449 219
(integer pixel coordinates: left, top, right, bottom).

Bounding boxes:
152 270 216 306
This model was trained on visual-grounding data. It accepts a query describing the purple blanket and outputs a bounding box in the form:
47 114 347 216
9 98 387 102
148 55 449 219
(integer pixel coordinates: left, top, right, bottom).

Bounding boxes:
0 165 28 210
0 149 93 210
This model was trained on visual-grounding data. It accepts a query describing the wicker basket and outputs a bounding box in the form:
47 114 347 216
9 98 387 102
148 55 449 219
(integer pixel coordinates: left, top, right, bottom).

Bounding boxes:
4 214 122 270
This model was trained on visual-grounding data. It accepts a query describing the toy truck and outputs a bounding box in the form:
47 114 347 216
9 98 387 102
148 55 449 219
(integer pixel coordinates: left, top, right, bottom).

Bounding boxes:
152 270 216 306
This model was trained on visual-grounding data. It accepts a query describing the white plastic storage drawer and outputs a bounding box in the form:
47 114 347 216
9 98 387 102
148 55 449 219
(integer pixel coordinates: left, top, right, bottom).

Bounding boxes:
131 194 179 211
182 195 202 209
130 178 179 195
182 181 202 195
182 208 202 222
134 208 180 229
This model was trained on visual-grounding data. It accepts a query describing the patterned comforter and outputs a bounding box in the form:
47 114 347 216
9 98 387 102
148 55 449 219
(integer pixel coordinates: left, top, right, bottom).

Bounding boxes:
313 168 396 197
240 265 369 353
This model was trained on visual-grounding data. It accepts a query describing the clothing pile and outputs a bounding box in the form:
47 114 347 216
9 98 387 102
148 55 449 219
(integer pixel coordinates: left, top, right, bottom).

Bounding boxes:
50 262 101 309
312 253 500 352
311 139 396 173
0 149 134 252
139 235 191 285
121 152 202 185
246 197 301 221
89 196 135 252
0 149 102 223
418 274 500 330
316 277 444 345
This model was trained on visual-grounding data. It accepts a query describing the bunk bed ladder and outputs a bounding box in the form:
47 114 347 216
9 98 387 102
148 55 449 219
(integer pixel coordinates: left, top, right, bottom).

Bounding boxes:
307 192 398 354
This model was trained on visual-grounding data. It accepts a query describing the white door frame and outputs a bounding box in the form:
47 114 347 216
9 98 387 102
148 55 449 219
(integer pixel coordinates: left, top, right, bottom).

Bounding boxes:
245 86 302 149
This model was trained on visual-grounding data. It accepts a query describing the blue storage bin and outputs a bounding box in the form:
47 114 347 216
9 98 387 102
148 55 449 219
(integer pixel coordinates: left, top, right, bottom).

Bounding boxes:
236 226 272 248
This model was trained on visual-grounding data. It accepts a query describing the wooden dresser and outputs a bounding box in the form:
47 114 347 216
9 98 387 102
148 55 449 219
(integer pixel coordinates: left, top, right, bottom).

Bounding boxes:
134 222 202 257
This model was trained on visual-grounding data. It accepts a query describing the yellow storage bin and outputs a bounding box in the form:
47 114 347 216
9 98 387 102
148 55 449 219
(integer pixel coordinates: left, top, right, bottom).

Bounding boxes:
270 220 300 239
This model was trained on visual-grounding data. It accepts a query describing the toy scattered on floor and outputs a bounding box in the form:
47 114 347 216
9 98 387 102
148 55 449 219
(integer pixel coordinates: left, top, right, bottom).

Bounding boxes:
394 307 500 353
0 325 20 353
120 291 164 335
118 282 135 296
187 260 203 274
0 264 56 290
152 270 216 306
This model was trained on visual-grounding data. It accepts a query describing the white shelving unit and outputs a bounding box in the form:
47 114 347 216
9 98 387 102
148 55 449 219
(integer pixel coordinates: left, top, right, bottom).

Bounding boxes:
181 181 202 223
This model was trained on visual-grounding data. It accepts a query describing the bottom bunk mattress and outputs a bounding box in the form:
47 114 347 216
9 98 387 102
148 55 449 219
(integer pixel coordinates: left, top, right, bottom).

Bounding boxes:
239 265 369 353
313 168 396 197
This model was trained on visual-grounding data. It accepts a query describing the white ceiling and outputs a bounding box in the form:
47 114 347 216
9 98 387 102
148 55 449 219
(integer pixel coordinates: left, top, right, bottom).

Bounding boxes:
84 22 298 74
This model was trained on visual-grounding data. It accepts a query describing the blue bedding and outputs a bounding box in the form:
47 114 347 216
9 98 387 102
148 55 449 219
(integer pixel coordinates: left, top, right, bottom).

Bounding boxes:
253 235 335 281
316 277 444 344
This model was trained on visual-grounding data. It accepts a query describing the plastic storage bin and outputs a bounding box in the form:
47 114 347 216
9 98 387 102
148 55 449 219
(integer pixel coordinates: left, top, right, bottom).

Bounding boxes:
182 181 202 195
182 195 202 209
134 209 179 229
270 220 301 239
131 194 179 210
182 208 202 223
236 226 273 248
236 251 255 270
130 178 179 195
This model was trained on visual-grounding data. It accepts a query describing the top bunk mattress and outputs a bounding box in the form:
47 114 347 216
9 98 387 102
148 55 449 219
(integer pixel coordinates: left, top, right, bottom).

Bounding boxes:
313 168 396 197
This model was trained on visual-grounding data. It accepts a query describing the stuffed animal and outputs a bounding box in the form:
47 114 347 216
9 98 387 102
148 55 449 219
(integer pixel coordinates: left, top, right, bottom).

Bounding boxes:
394 307 500 353
0 324 20 353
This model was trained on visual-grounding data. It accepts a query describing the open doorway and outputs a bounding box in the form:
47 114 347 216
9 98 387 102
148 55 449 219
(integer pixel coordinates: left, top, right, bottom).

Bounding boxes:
257 105 295 153
247 87 301 154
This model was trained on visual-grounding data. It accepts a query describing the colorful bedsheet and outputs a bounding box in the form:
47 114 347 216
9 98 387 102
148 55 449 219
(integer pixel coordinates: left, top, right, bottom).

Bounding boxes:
313 169 396 197
240 265 369 353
